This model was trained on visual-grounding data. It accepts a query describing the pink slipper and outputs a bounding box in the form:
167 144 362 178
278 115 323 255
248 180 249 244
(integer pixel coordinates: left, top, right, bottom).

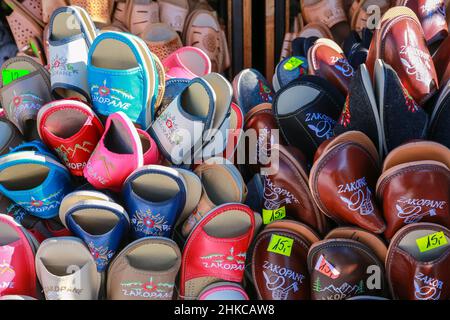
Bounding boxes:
137 129 161 165
163 46 211 80
83 112 143 192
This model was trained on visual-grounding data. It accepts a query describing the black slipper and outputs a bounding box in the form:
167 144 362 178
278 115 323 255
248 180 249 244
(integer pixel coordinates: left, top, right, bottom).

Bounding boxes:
273 75 344 163
334 64 383 156
374 59 429 154
429 80 450 148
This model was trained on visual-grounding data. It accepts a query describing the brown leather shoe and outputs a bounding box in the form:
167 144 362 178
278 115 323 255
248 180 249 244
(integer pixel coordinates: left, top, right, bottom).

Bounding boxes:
397 0 448 45
386 223 450 300
376 141 450 240
308 227 388 300
432 35 450 86
261 144 329 235
301 0 350 44
251 220 320 300
366 6 438 105
308 38 354 95
309 131 386 233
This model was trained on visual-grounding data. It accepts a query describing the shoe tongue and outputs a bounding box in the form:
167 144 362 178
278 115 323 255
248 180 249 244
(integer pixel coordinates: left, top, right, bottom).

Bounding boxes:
308 239 386 300
65 207 126 272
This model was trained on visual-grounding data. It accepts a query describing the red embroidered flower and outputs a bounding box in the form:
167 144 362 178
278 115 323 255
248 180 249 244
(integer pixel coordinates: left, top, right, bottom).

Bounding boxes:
166 119 173 129
31 200 43 207
143 217 155 229
53 60 61 69
402 86 419 113
99 86 110 96
13 96 22 106
142 281 157 292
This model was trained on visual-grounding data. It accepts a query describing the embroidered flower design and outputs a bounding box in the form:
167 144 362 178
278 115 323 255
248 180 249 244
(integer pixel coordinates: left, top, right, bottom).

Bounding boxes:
258 80 273 102
402 86 419 113
30 200 44 207
13 96 22 106
166 119 173 129
132 209 170 236
88 242 114 269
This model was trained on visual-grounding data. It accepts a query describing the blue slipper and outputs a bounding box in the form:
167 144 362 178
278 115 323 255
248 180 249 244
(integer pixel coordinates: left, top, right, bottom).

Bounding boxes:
0 151 72 219
273 56 308 92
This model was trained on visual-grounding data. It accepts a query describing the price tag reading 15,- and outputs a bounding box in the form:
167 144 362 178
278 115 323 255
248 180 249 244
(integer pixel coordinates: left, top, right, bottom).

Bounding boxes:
416 231 448 253
267 234 294 257
262 206 286 225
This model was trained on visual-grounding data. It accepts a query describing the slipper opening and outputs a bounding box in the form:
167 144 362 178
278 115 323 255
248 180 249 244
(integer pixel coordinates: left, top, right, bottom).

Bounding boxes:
131 173 180 202
71 208 120 234
91 39 139 70
199 167 239 205
398 229 450 262
0 164 49 191
203 209 252 238
276 85 321 115
0 221 20 245
126 242 179 271
45 109 89 139
104 118 134 154
178 50 208 76
51 12 82 40
181 82 211 117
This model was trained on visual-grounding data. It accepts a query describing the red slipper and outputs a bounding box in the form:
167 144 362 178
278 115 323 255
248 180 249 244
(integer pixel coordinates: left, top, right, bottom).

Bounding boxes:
0 214 38 298
180 203 255 299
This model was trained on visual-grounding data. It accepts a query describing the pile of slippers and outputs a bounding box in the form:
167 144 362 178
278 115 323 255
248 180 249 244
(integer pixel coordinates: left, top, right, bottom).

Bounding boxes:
0 0 449 302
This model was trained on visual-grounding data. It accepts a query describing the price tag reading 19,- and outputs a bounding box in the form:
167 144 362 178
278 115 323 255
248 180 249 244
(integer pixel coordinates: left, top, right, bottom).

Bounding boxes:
416 231 448 253
262 206 286 224
267 234 294 257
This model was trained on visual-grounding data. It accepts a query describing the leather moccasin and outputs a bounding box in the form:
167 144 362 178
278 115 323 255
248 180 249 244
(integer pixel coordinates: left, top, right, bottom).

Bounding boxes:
309 131 386 233
386 223 450 300
308 226 388 300
252 220 320 300
376 141 450 240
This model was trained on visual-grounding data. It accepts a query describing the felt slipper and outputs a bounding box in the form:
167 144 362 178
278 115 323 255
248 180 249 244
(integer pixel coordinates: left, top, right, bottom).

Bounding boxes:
137 129 161 165
49 6 97 101
366 6 438 105
59 190 114 220
159 78 190 112
386 223 450 300
308 231 387 300
141 23 183 62
232 68 274 115
149 76 215 165
223 102 244 161
181 158 247 237
35 236 101 300
309 131 386 233
376 141 450 240
88 31 159 129
163 46 211 80
59 199 130 272
374 59 428 154
429 79 450 148
273 75 344 163
126 0 160 35
301 0 350 44
0 151 73 219
84 112 143 192
122 165 189 238
70 0 114 26
180 203 255 299
334 64 383 156
273 56 308 92
183 9 230 73
342 32 368 69
4 0 43 50
252 220 320 300
9 140 57 160
398 0 448 45
158 0 189 33
107 237 181 300
0 118 23 156
197 73 233 161
308 38 354 95
37 99 104 176
198 282 249 300
0 56 52 140
0 214 37 298
261 144 328 235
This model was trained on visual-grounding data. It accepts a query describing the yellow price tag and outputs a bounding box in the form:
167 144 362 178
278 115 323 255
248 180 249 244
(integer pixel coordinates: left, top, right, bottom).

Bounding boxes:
267 234 294 257
262 206 286 225
416 231 448 253
283 57 304 71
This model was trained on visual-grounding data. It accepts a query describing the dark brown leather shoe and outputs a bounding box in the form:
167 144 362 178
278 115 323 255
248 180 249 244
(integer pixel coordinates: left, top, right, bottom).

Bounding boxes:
386 223 450 300
366 6 438 105
309 131 386 233
376 141 450 240
308 227 388 300
261 144 329 235
398 0 448 45
308 38 354 95
251 220 320 300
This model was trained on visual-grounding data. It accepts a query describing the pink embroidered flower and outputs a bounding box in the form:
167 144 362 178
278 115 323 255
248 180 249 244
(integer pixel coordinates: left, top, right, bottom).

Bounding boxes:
13 96 22 107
